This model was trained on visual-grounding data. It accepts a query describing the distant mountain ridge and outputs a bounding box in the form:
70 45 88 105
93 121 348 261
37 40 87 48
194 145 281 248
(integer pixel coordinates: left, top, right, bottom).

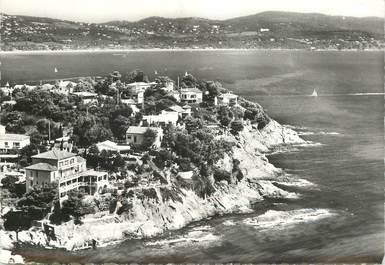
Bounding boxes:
1 11 383 51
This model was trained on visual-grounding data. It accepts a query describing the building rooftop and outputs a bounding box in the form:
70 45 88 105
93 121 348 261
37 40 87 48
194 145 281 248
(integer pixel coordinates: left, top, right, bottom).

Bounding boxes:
72 91 97 97
59 81 77 87
25 162 58 171
0 133 30 142
219 92 238 99
126 126 161 135
80 169 108 177
32 149 76 160
166 105 184 113
96 140 130 152
121 98 136 105
180 87 202 93
77 156 86 163
127 82 153 87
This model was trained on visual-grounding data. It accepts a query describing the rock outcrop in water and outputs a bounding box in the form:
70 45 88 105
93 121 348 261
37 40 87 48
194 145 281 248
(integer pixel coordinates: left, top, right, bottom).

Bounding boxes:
0 120 305 251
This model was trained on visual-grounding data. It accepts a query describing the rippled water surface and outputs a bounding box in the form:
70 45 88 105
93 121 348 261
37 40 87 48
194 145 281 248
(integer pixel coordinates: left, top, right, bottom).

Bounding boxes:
3 50 383 263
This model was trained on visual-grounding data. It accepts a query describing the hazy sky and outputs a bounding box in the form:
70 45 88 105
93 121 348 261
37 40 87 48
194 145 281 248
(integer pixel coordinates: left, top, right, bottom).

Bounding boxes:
1 0 384 23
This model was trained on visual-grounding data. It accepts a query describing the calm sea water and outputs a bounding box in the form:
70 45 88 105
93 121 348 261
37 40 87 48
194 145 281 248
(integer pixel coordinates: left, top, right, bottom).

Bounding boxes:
2 50 384 263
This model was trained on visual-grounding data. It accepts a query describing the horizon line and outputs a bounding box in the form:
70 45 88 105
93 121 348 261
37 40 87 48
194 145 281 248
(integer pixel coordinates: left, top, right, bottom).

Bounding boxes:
1 10 384 24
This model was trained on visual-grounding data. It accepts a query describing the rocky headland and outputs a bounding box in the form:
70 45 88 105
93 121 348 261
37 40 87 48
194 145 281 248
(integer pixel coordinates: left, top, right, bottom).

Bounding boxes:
1 119 306 252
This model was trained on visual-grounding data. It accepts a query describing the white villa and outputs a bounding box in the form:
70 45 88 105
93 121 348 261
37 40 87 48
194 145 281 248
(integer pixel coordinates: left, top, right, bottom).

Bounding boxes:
169 91 181 102
95 140 131 153
180 88 203 104
127 82 156 94
56 80 77 94
14 84 37 91
0 125 30 152
126 126 163 148
72 91 98 105
142 111 179 126
161 80 174 92
25 149 109 198
0 82 13 96
164 105 191 118
41 83 55 90
217 92 238 106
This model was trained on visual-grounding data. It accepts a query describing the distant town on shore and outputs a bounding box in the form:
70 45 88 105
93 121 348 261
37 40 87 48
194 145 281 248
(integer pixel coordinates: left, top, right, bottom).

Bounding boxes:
0 11 384 51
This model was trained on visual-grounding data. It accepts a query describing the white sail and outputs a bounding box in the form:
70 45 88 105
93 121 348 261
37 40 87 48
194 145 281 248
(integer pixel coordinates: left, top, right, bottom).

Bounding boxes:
311 89 318 97
54 67 58 73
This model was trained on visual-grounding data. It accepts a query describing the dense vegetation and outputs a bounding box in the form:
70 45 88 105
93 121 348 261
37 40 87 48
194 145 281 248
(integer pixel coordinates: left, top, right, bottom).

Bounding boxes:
1 69 273 230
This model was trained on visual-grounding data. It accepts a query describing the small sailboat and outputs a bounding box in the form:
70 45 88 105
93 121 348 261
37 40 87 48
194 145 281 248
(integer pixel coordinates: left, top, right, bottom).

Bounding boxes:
154 70 158 75
311 89 318 97
54 67 58 73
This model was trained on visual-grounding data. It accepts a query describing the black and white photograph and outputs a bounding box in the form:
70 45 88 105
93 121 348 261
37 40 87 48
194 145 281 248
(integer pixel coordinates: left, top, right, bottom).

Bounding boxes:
0 0 384 264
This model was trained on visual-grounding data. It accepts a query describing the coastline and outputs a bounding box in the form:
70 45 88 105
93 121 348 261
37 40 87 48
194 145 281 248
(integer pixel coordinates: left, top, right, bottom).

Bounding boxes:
0 47 382 55
0 119 307 253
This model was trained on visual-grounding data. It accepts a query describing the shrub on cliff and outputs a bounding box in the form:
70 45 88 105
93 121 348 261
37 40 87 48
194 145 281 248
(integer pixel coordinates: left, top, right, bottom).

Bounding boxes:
4 184 58 231
230 120 244 135
160 187 183 203
232 159 244 182
213 168 232 183
217 105 233 127
60 191 95 225
192 173 216 199
136 188 159 202
241 99 271 129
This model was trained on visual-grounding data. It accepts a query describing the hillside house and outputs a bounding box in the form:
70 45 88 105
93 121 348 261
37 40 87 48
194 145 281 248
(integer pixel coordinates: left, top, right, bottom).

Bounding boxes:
164 105 191 118
57 80 77 94
72 91 98 105
95 140 131 153
180 88 203 104
1 100 16 109
161 80 174 92
217 92 238 106
168 91 181 102
25 149 109 198
142 111 179 126
41 83 55 90
126 126 163 148
53 136 72 152
0 83 13 96
127 82 155 94
0 125 30 152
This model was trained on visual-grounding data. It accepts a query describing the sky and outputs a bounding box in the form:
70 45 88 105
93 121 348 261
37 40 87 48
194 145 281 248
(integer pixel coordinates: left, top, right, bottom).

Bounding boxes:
1 0 384 23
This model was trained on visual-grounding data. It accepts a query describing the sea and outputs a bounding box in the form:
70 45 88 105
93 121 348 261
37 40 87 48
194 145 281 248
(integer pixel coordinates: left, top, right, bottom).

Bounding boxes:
1 50 383 263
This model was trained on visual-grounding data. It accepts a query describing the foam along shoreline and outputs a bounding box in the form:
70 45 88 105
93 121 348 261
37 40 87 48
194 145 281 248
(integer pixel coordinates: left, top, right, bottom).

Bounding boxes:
0 47 382 55
242 208 337 231
0 119 307 252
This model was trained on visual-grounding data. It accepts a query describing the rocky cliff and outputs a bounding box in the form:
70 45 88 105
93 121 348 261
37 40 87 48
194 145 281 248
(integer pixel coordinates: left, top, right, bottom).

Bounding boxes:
0 119 306 251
